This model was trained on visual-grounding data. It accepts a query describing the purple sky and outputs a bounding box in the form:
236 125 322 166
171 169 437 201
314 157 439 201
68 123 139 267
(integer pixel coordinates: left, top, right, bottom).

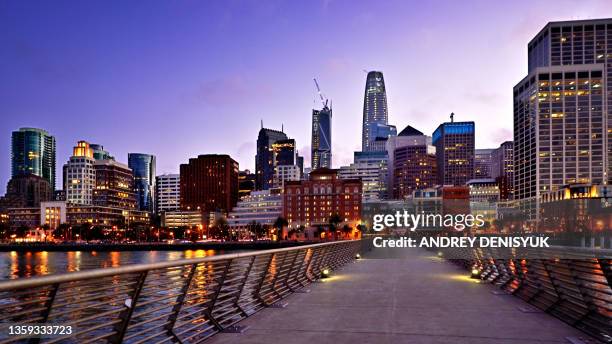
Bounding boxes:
2 0 612 193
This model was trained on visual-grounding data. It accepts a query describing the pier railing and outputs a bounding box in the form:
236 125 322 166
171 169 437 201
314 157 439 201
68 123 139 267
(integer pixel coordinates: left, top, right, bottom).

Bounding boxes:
0 240 361 343
436 245 612 343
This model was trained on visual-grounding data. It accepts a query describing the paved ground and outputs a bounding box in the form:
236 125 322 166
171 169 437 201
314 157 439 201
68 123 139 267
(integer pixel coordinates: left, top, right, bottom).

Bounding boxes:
208 248 596 344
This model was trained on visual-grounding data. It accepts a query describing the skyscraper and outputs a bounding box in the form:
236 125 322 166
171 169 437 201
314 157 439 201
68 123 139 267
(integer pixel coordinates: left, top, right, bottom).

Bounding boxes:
93 159 137 210
474 149 494 179
515 19 611 202
393 143 437 199
491 141 514 200
180 154 239 214
311 105 332 169
362 71 389 151
255 127 287 190
432 116 475 186
63 141 96 205
128 153 156 212
11 128 56 191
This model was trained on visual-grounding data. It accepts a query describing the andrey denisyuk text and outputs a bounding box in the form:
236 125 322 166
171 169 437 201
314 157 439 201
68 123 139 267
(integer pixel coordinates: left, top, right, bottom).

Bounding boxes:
373 236 550 248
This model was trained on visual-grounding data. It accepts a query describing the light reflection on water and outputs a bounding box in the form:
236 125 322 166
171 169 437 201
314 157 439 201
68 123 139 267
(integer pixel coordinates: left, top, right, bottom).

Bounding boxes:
0 250 229 280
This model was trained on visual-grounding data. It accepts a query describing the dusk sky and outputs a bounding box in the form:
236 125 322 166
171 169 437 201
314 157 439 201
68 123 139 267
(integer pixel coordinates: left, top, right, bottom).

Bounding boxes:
2 0 612 193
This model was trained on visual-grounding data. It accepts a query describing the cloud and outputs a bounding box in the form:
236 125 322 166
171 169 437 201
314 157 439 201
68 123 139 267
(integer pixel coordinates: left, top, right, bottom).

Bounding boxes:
490 127 512 144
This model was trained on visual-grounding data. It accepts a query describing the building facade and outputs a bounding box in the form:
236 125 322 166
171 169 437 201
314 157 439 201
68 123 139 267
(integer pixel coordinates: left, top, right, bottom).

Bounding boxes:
11 127 56 191
155 174 180 213
474 149 494 179
432 119 475 186
227 189 283 230
128 153 156 212
273 165 301 188
180 154 239 214
362 71 389 151
238 170 256 198
63 141 96 205
491 141 514 200
392 144 437 199
338 159 386 202
311 106 332 169
256 127 288 190
93 159 137 210
283 168 362 229
90 144 114 161
0 175 52 209
515 19 611 204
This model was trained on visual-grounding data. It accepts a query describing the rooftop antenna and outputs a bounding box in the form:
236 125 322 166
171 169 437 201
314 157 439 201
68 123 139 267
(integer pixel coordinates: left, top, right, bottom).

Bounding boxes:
450 112 454 123
261 119 263 129
282 123 284 132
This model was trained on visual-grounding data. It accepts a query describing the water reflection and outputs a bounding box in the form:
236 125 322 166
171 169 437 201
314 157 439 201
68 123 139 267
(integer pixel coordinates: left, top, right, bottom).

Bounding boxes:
0 250 222 280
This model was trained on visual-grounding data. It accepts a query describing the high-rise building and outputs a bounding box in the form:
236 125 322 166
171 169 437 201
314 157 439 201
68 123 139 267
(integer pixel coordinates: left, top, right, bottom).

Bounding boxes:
386 125 432 197
362 71 389 151
273 165 301 189
491 141 514 200
90 144 114 161
432 117 475 186
474 149 494 178
94 159 137 210
155 173 180 213
338 158 386 202
312 105 332 169
283 168 362 229
63 141 96 205
0 175 52 209
128 153 156 212
180 154 239 214
515 19 611 203
11 128 56 191
256 127 288 190
272 139 296 166
392 144 437 199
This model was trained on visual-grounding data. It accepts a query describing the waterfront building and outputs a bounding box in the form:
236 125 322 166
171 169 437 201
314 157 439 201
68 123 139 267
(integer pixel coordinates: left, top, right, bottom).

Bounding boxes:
227 188 283 231
312 105 332 169
128 153 156 212
432 117 475 186
11 127 56 190
63 141 96 205
93 159 137 210
474 149 494 179
155 174 180 213
161 210 202 229
362 71 390 151
256 127 288 190
491 141 514 200
180 154 239 214
283 168 362 229
514 19 612 206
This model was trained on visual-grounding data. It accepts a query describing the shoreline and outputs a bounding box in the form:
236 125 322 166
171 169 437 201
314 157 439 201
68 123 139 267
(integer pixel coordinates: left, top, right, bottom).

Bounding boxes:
0 241 318 252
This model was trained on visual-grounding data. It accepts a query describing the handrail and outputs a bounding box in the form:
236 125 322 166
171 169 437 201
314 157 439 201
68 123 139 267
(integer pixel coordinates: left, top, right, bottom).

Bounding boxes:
0 239 363 343
0 240 345 291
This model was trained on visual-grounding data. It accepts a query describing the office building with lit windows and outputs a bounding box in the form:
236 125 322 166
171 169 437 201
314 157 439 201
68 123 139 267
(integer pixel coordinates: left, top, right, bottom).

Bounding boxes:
362 71 390 151
93 159 137 210
155 173 180 213
515 19 611 203
392 144 437 199
474 149 494 178
11 127 56 191
283 168 361 229
432 119 475 186
180 154 239 214
491 141 514 200
228 188 283 230
63 141 96 205
128 153 156 212
256 127 288 190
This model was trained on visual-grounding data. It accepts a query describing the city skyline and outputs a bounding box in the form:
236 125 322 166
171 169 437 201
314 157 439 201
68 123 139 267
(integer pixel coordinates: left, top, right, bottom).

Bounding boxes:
3 1 612 194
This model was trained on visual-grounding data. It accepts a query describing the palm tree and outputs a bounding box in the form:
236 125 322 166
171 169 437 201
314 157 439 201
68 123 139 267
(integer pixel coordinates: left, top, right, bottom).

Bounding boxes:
328 213 342 240
341 224 352 239
273 216 288 241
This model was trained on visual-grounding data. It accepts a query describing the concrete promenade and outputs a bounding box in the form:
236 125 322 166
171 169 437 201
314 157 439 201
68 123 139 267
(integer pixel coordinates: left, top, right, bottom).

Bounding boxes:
208 247 596 344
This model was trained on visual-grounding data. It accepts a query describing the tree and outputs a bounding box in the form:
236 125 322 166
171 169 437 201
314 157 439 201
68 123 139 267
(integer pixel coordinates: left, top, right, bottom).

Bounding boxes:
211 216 230 240
53 223 70 241
341 224 352 239
328 214 342 240
273 216 288 241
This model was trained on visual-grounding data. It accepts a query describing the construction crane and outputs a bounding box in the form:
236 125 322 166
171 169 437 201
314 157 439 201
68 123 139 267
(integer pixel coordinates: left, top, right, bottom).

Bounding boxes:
313 78 328 108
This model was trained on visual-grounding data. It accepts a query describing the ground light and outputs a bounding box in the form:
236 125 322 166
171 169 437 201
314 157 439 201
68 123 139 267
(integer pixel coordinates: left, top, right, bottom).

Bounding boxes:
355 253 361 259
321 268 330 278
470 266 482 279
437 251 443 258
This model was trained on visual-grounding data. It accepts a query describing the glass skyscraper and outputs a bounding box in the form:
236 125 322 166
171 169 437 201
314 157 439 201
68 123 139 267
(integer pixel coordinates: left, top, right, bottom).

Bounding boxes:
255 127 288 190
128 153 156 212
432 120 475 186
311 105 332 169
362 71 389 151
11 127 56 191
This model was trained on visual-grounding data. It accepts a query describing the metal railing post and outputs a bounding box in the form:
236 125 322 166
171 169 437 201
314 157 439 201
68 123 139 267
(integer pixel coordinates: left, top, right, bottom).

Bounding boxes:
165 263 198 342
28 283 59 344
107 271 148 344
